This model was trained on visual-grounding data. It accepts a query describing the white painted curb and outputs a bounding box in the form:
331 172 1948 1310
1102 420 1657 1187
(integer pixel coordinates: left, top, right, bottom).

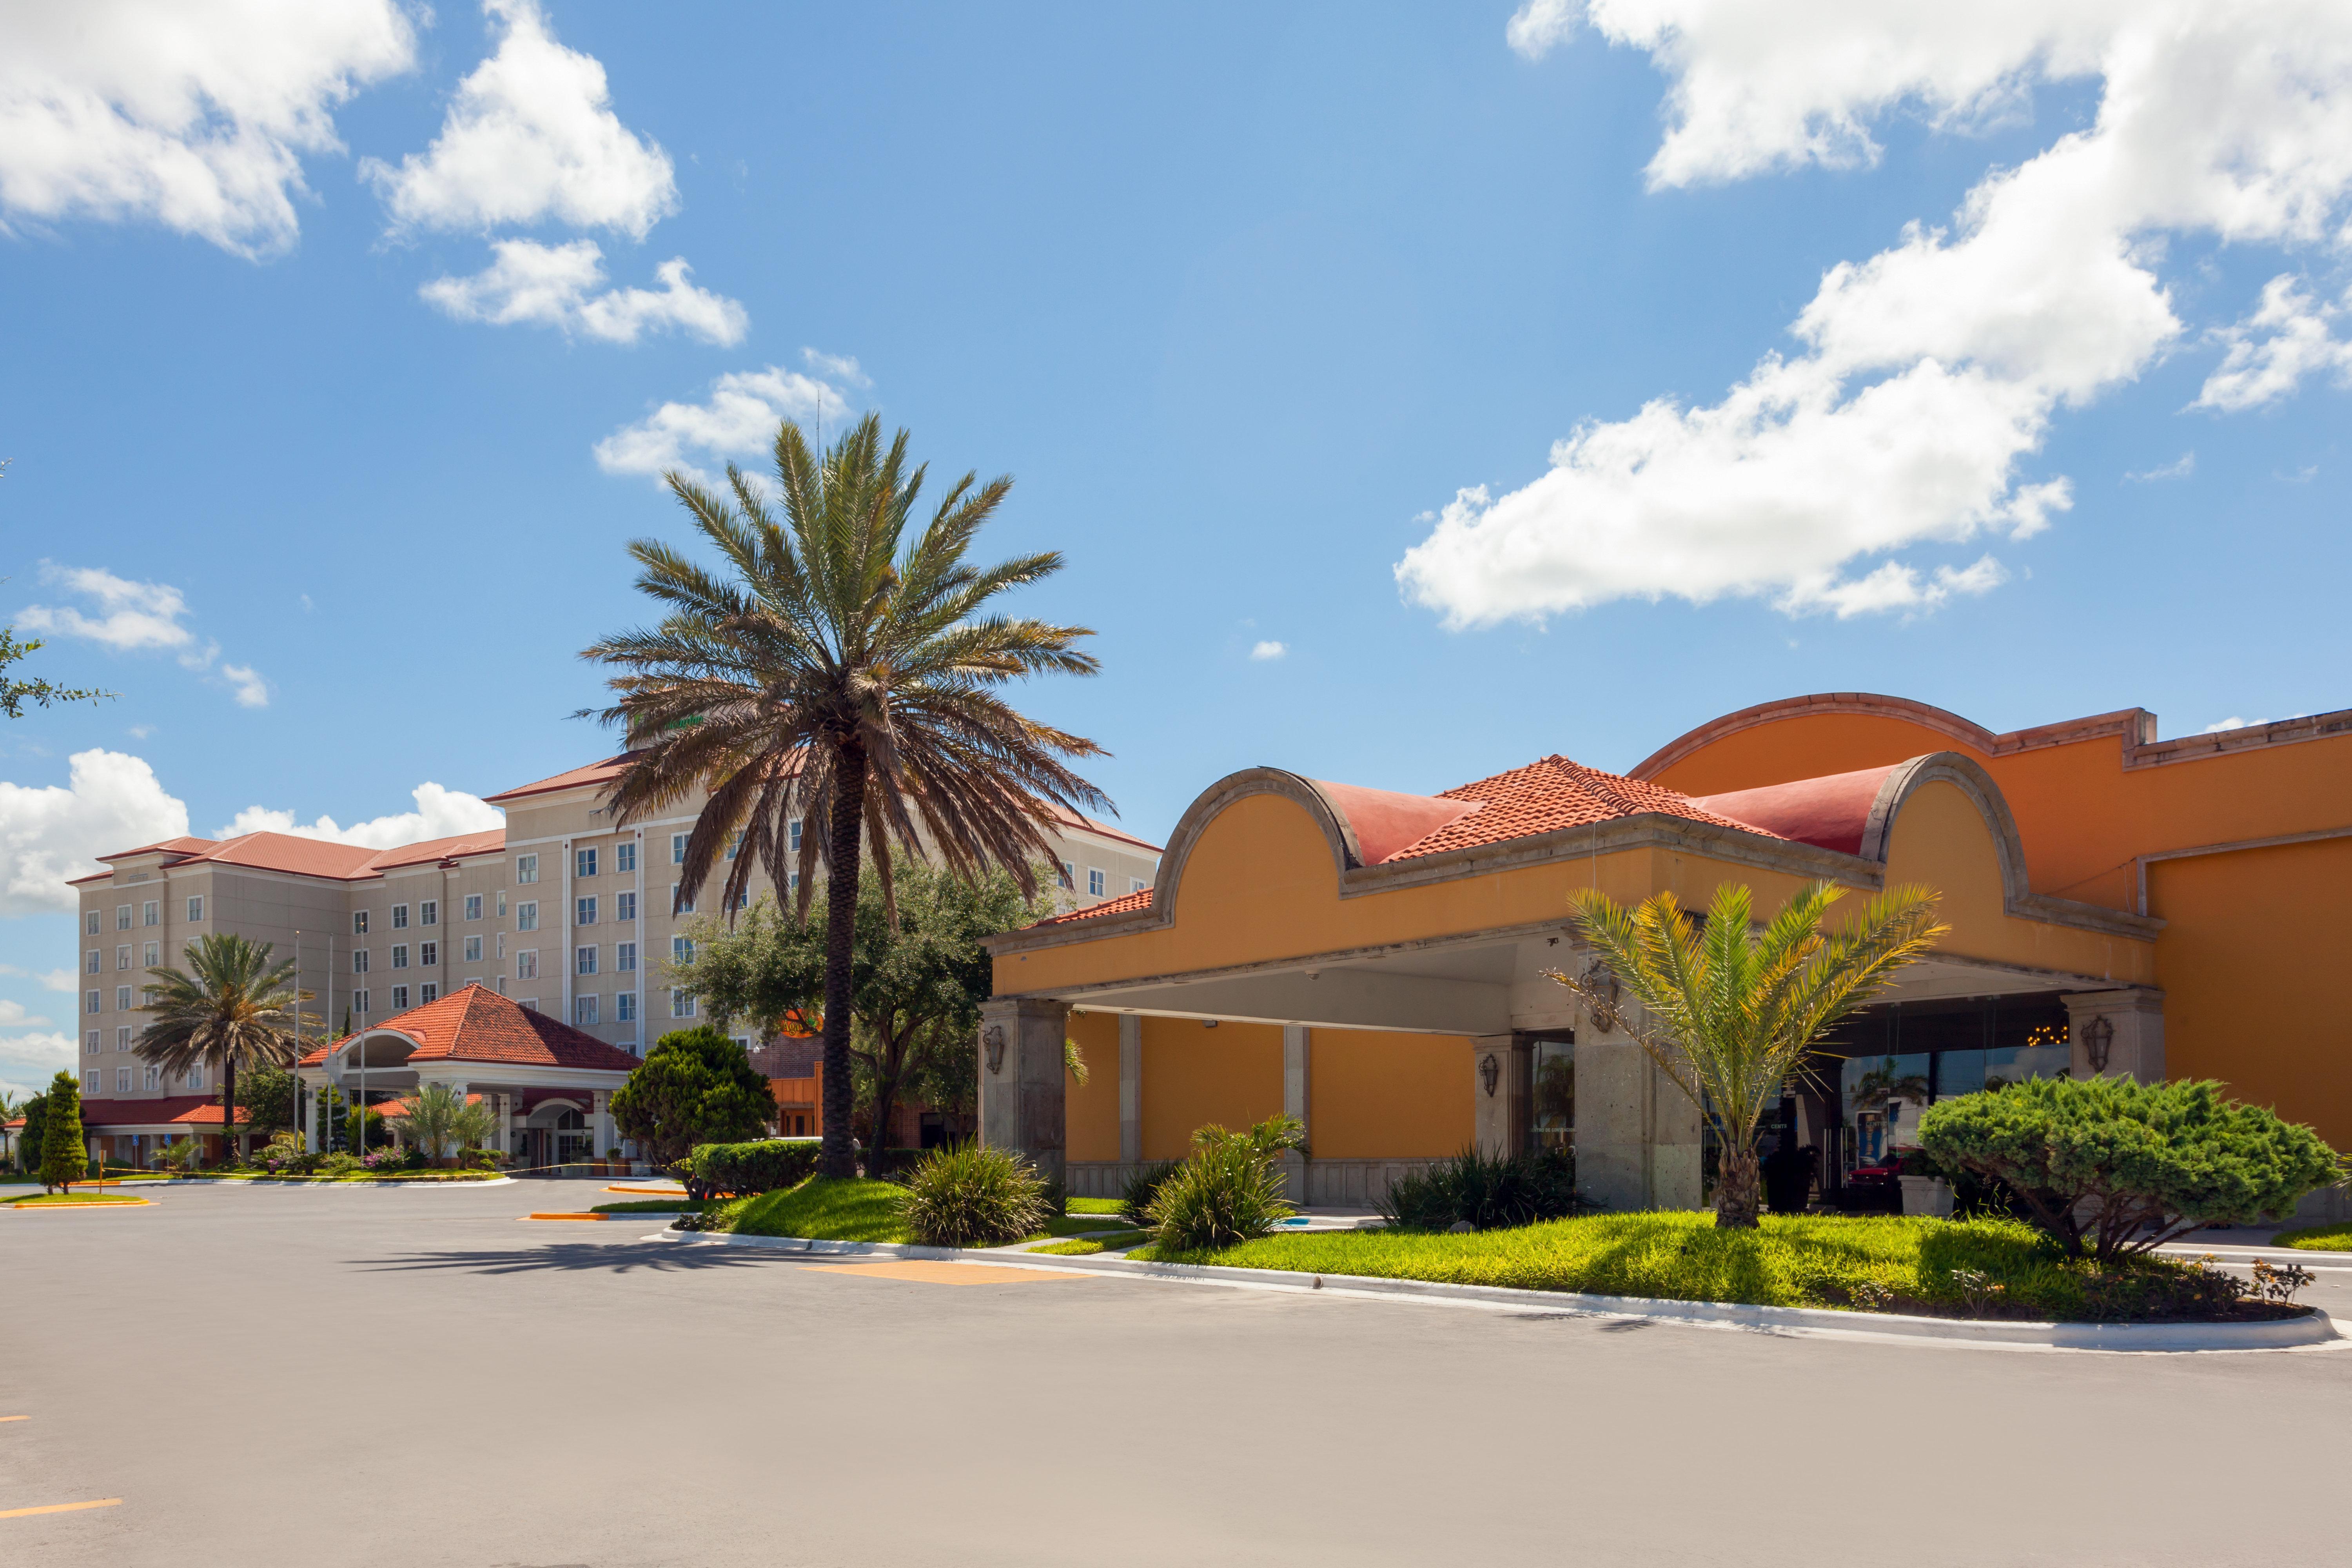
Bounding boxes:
655 1230 2342 1352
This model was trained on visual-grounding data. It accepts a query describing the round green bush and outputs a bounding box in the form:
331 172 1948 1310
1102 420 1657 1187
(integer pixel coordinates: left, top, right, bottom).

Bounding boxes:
895 1145 1053 1248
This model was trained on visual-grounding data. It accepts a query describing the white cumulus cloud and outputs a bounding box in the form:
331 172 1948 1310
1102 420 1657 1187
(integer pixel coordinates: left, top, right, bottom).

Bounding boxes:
1249 641 1289 661
2195 274 2352 412
362 0 675 239
0 1029 79 1099
16 564 270 706
0 963 76 994
0 750 189 916
1408 2 2352 628
216 782 503 851
420 237 746 345
594 363 861 484
0 0 415 257
2125 452 2196 483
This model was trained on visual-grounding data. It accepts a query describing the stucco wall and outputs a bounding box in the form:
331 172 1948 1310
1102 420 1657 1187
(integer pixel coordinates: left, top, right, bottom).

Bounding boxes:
1141 1015 1282 1161
1064 1008 1122 1162
1308 1028 1472 1158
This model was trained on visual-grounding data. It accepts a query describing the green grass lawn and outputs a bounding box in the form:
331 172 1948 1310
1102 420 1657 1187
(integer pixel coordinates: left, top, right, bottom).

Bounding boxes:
2271 1221 2352 1252
9 1192 149 1206
1032 1229 1149 1256
719 1178 913 1243
1064 1197 1125 1215
1130 1211 2264 1321
591 1198 705 1214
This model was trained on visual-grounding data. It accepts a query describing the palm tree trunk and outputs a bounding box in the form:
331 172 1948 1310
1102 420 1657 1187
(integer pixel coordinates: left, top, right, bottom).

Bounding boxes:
866 1026 905 1180
817 742 866 1180
1715 1143 1762 1229
221 1055 237 1169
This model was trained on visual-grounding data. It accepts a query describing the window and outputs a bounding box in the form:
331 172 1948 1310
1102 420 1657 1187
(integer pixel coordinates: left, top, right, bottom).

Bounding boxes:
577 946 597 975
419 941 437 967
351 991 368 1016
616 841 636 873
464 894 482 921
616 991 636 1022
577 847 597 878
496 933 506 960
186 895 204 922
671 833 688 865
85 1029 99 1053
353 911 369 935
391 944 409 970
117 945 131 969
724 831 741 861
143 941 158 967
116 904 132 930
671 884 693 915
85 909 99 935
117 1026 131 1050
116 985 131 1011
1088 867 1106 898
615 891 636 922
516 950 539 981
87 990 101 1014
142 900 158 927
576 896 597 926
575 995 599 1026
515 901 538 932
496 891 507 918
519 997 538 1013
1132 878 1149 895
392 904 409 929
354 950 370 974
420 982 438 1004
84 1069 99 1094
464 935 483 963
672 936 694 964
515 854 539 884
143 1065 159 1091
494 975 506 996
420 900 438 927
390 985 410 1011
116 1066 133 1093
87 949 100 975
1058 860 1075 891
788 818 802 853
615 942 636 973
186 1065 205 1090
670 989 695 1018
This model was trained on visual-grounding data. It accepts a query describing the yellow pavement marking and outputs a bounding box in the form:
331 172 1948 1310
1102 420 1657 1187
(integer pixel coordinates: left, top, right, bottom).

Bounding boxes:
523 1212 609 1221
0 1498 121 1519
802 1260 1091 1286
0 1416 26 1422
5 1198 152 1210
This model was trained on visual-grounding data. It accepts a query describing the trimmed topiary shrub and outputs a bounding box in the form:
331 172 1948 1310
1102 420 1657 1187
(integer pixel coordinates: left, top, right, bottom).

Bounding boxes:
39 1069 85 1194
679 1138 820 1200
1147 1116 1304 1253
1376 1147 1586 1232
1119 1161 1181 1226
1920 1076 2344 1262
895 1144 1053 1248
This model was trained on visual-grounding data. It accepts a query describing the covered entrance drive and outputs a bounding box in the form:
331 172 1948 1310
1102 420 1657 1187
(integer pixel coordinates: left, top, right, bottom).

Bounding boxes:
980 753 2162 1212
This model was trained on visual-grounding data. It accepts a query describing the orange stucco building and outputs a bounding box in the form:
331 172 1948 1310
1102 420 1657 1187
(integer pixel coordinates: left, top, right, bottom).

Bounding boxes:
977 693 2351 1219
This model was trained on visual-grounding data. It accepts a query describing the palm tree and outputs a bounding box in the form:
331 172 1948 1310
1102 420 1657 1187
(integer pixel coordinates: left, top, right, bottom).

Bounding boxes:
583 413 1110 1180
1558 880 1945 1228
388 1083 494 1166
135 933 310 1166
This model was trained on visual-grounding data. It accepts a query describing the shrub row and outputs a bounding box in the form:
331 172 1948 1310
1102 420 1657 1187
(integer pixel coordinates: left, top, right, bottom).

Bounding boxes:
678 1138 821 1200
1376 1147 1586 1232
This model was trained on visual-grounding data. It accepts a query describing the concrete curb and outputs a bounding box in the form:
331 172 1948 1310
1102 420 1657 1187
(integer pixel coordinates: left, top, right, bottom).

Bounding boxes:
654 1230 2343 1352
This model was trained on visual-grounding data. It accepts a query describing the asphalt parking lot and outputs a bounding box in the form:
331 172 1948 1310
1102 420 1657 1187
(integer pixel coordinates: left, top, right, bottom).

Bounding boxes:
5 1180 2349 1567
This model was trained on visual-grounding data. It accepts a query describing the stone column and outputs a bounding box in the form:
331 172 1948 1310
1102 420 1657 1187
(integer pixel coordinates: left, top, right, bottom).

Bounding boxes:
2062 989 2166 1083
1117 1014 1143 1167
979 997 1072 1191
1469 1034 1527 1159
300 1079 316 1154
1572 1010 1705 1212
1280 1024 1311 1204
591 1089 613 1160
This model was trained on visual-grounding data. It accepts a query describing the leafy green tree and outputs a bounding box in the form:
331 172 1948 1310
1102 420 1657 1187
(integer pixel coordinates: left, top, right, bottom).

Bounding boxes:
134 933 311 1164
678 856 1056 1172
611 1026 773 1165
1920 1076 2344 1261
388 1083 495 1165
581 413 1110 1179
15 1091 46 1176
1561 880 1945 1229
39 1069 86 1193
237 1063 300 1139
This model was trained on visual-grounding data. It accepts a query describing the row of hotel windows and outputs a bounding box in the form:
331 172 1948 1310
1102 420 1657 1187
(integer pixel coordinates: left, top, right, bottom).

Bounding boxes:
89 942 163 972
1060 862 1148 900
85 897 201 934
83 1063 203 1095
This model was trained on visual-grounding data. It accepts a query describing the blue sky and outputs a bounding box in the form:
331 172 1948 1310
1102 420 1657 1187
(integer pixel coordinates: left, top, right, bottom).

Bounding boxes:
2 2 2348 1092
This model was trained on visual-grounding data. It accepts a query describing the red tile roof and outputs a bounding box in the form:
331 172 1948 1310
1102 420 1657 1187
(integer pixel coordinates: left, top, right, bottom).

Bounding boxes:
78 825 508 888
485 754 641 804
1696 764 1903 857
1029 887 1156 927
308 984 641 1073
98 836 220 862
360 830 508 871
370 1093 486 1119
74 1096 254 1128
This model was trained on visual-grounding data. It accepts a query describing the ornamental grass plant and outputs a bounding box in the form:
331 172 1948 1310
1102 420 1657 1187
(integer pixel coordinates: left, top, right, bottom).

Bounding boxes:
1376 1146 1586 1232
895 1144 1054 1248
1145 1116 1303 1252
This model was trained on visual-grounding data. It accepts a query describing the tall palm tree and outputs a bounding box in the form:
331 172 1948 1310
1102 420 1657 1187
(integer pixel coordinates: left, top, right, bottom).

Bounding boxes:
388 1082 494 1165
583 413 1110 1179
1559 880 1945 1228
135 933 310 1166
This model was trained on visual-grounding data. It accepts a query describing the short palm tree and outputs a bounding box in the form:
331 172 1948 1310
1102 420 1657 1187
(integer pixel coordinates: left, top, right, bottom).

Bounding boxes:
1559 880 1945 1228
583 413 1110 1179
135 933 310 1165
388 1082 494 1165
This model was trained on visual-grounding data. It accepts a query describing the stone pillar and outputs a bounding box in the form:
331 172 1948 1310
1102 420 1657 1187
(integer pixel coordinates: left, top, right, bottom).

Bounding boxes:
1572 1011 1705 1212
1280 1024 1311 1204
2063 989 2166 1083
1469 1034 1527 1158
591 1089 613 1160
300 1080 316 1154
979 997 1072 1191
1117 1014 1142 1166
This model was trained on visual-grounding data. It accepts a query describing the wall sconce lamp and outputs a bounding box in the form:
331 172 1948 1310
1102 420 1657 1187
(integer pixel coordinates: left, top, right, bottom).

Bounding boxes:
2083 1014 2114 1073
983 1024 1006 1076
1479 1052 1501 1098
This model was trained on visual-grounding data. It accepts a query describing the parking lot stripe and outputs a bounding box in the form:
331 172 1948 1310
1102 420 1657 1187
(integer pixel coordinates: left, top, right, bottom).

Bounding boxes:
0 1499 121 1519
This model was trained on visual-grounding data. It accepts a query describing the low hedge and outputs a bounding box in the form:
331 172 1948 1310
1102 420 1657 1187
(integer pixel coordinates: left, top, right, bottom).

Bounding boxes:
678 1138 821 1200
2272 1220 2352 1252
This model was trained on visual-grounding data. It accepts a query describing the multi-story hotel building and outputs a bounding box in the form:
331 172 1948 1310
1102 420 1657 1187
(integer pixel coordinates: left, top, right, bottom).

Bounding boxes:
63 752 1160 1165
